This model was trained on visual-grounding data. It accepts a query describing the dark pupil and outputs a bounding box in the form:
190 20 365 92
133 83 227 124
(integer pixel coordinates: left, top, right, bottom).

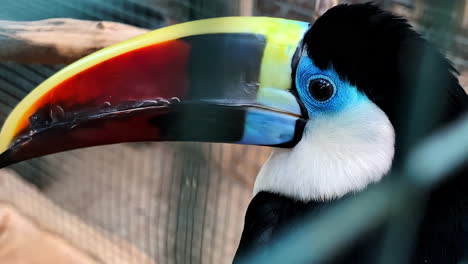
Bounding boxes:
308 78 334 102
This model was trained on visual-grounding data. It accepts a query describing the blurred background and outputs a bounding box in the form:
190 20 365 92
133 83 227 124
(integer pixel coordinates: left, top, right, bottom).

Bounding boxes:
0 0 467 263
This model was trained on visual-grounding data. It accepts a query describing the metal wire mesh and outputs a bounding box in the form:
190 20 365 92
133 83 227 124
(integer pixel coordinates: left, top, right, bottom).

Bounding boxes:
0 1 267 263
0 0 467 264
238 1 468 264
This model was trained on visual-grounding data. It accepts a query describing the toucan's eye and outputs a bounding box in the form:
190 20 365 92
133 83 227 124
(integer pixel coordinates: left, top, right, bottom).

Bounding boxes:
308 78 335 102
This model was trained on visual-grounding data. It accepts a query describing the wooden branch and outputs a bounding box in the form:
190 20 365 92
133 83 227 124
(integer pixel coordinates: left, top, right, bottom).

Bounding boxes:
461 70 468 92
0 203 99 264
0 18 467 92
0 169 155 264
0 18 150 64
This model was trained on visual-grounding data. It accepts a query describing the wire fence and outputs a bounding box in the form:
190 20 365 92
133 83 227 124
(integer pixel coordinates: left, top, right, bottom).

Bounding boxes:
238 1 468 263
0 0 467 264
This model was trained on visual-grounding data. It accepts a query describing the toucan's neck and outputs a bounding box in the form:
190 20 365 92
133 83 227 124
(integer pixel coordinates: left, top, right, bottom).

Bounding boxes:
254 99 395 202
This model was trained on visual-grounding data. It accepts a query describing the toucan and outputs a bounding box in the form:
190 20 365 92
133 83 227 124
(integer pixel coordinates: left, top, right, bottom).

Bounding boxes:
0 3 466 263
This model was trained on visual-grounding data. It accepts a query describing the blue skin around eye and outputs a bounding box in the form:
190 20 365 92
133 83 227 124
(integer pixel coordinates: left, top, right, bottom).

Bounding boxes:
238 54 369 146
295 54 368 117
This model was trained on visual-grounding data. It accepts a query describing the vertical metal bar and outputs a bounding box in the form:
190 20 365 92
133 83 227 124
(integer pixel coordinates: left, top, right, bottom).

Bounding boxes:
239 0 254 16
463 0 468 28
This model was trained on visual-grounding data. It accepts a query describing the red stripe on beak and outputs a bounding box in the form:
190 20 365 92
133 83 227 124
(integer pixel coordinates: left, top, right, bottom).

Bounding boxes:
24 40 191 134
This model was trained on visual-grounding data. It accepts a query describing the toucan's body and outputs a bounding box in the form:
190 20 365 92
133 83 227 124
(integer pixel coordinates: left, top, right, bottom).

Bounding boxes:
235 171 468 263
235 192 381 263
0 3 467 263
234 4 468 263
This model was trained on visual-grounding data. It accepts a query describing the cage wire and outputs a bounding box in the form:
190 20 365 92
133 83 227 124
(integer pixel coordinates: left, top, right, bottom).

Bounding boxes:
0 0 467 264
238 1 468 264
0 1 268 263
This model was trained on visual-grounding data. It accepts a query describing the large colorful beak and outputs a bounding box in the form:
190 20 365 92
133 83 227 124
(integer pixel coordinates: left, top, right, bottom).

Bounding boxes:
0 17 309 168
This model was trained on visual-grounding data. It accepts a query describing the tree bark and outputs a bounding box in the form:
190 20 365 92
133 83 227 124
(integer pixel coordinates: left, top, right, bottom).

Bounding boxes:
0 18 149 64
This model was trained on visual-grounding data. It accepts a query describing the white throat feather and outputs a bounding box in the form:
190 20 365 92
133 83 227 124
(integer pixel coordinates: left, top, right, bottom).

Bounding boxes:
254 100 395 202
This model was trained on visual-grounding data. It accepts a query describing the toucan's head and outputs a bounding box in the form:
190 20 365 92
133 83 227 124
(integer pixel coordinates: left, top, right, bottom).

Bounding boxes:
0 4 466 201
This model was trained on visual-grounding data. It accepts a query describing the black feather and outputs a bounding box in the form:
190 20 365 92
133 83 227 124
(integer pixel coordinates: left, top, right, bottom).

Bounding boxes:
234 3 468 264
233 192 383 264
303 3 468 151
